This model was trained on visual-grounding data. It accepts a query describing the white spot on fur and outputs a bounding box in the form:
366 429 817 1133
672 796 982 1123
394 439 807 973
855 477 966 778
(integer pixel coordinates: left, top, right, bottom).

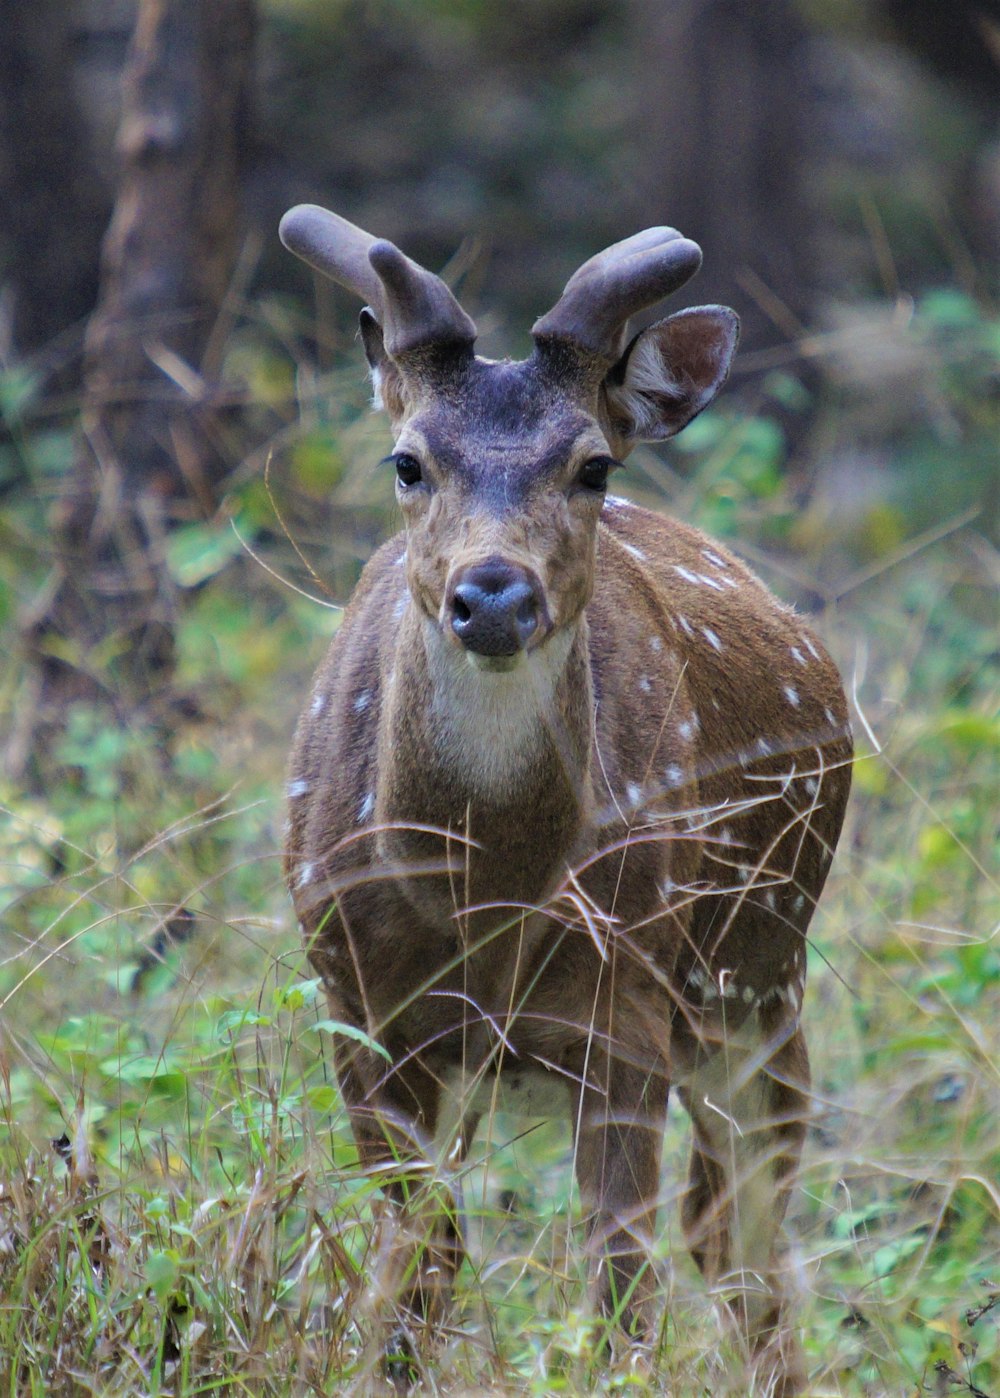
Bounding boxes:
605 494 631 510
765 889 777 910
623 542 647 562
677 615 695 637
702 548 729 568
310 693 326 717
804 776 818 796
719 826 733 844
703 627 723 652
790 646 807 667
697 573 725 591
784 685 800 707
673 565 699 584
297 862 315 889
626 781 643 807
678 713 698 742
792 893 806 914
353 689 371 714
649 634 663 652
757 737 772 756
824 706 836 727
287 779 310 799
665 763 684 788
804 634 822 661
742 984 755 1003
718 969 739 999
688 964 718 1001
357 791 375 824
639 674 652 693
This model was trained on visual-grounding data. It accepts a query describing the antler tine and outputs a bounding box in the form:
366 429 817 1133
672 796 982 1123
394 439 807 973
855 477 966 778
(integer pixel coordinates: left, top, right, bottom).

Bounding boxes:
279 203 476 360
531 227 703 365
279 205 385 313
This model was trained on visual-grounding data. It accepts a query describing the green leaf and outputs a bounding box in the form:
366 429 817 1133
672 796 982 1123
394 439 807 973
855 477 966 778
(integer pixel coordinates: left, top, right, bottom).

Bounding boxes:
216 1008 272 1039
166 519 249 587
145 1249 180 1302
917 823 963 870
872 1233 924 1279
310 1020 392 1062
101 1055 187 1096
0 367 41 424
918 289 980 330
274 977 322 1011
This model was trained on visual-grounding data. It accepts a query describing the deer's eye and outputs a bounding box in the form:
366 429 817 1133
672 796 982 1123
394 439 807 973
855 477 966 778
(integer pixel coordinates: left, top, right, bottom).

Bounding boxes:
577 456 617 492
393 453 423 487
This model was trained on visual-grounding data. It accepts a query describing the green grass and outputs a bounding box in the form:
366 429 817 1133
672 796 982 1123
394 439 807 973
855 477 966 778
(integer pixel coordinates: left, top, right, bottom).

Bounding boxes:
1 299 997 1394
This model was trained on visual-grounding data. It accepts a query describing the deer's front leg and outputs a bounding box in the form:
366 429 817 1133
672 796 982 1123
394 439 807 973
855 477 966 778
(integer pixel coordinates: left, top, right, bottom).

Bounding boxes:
673 1000 810 1397
335 1032 465 1335
570 1040 669 1340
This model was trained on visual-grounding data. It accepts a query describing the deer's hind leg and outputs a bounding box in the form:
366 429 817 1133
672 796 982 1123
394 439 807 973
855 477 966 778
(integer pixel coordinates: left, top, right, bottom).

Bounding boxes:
673 996 811 1397
567 974 672 1343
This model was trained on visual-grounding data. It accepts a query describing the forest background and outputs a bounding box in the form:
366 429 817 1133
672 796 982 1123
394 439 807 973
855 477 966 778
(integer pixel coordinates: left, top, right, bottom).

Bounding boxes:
0 1 997 1394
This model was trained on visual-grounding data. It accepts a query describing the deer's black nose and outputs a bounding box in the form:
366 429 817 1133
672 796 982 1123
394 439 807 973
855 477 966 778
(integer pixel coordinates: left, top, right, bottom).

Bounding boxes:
449 558 541 657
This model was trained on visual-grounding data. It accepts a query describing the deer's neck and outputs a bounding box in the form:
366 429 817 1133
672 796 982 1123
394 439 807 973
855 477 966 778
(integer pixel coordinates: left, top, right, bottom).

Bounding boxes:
377 606 593 829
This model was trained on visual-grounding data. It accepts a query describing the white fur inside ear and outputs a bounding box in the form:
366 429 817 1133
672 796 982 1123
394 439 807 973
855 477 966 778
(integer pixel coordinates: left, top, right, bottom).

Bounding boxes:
369 364 384 411
612 334 685 437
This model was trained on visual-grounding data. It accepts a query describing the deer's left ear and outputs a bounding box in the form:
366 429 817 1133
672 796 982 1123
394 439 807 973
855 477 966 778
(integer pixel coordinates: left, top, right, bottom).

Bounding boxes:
602 306 739 448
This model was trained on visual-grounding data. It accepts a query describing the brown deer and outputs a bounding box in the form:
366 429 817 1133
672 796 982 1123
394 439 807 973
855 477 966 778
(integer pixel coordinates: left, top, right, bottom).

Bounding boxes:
280 204 852 1393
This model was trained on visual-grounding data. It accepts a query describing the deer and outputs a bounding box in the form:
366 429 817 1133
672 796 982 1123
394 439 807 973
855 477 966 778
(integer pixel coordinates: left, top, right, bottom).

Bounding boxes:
279 203 853 1394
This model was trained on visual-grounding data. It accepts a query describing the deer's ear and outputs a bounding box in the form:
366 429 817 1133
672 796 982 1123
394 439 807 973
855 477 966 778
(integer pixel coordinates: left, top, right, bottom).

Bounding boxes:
602 306 739 447
359 308 409 423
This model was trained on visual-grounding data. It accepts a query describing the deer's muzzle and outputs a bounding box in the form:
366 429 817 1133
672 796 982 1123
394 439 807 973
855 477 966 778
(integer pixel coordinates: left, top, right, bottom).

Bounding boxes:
447 557 544 658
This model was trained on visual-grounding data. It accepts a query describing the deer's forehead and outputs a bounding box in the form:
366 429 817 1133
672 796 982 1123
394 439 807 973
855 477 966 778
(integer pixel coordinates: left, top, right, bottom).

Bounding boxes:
402 359 603 490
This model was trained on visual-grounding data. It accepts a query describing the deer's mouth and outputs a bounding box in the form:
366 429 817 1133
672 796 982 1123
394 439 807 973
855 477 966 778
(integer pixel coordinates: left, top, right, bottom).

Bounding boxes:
464 649 525 674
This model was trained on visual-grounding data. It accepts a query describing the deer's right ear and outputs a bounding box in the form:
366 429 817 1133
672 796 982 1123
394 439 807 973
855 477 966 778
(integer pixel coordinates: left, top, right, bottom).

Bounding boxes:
602 306 739 450
359 308 409 422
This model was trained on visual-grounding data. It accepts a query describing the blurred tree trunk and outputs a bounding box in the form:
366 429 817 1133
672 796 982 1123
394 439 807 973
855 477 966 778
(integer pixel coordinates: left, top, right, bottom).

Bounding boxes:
14 0 256 773
628 0 817 371
0 0 109 358
873 0 1000 267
